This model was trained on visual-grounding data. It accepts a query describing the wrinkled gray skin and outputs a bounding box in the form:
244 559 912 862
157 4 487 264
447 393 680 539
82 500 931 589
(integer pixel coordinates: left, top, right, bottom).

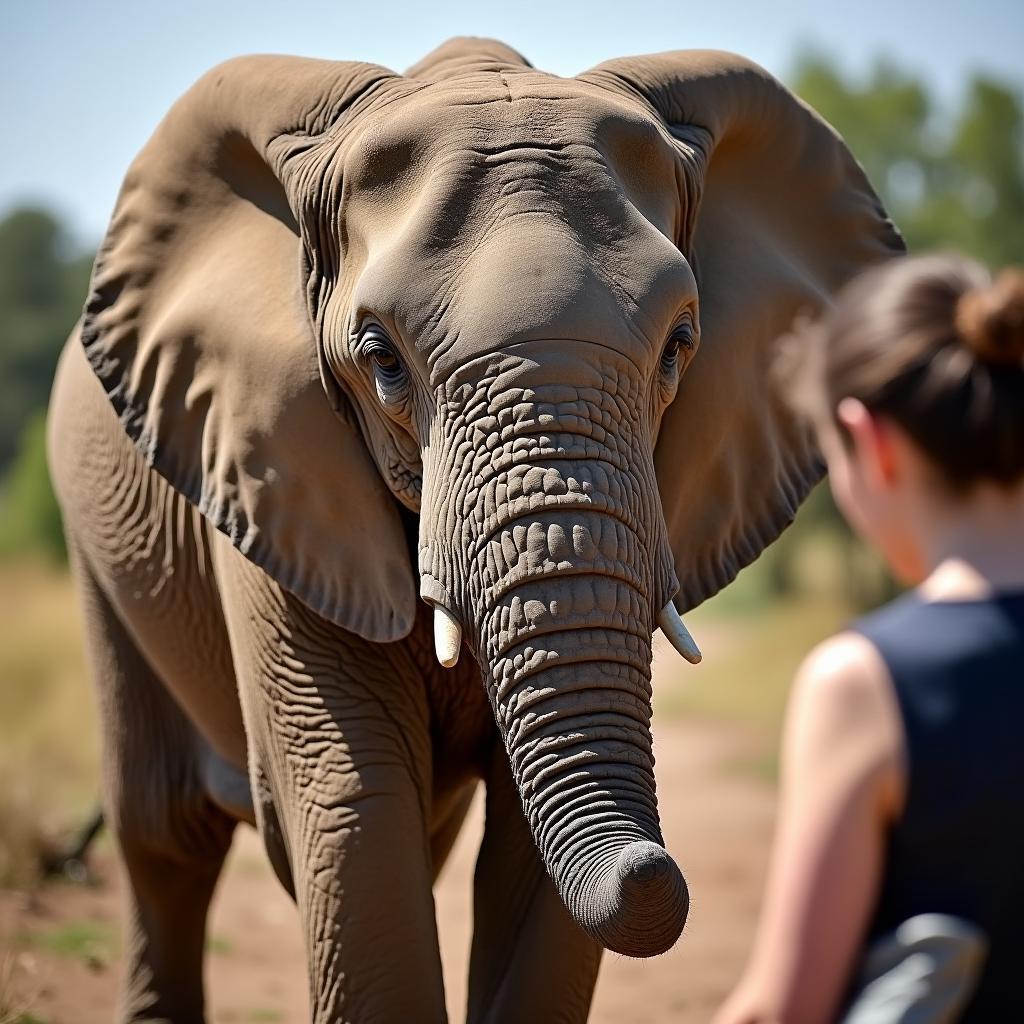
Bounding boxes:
48 36 901 1024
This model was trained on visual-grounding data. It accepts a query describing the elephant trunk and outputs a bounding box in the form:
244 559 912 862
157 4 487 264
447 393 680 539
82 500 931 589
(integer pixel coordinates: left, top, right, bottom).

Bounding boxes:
474 512 688 957
421 371 688 955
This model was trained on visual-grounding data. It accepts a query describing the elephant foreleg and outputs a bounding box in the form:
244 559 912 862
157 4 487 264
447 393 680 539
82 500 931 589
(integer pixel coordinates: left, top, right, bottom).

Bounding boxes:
467 742 603 1024
214 545 448 1023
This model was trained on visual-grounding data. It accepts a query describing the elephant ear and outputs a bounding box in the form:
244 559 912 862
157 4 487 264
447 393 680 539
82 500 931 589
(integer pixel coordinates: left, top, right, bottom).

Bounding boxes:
80 55 417 641
580 51 905 609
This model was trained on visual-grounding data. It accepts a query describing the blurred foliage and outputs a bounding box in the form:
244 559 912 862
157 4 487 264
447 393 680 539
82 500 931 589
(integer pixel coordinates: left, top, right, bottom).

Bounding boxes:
0 207 92 472
0 207 91 565
0 412 66 563
792 51 1024 265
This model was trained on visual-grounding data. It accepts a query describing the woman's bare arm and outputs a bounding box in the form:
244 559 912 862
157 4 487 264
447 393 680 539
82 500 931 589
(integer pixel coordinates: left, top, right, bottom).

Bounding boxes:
713 631 906 1024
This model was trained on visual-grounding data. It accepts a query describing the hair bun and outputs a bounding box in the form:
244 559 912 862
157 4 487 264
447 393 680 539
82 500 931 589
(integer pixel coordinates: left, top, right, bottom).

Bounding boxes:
955 267 1024 366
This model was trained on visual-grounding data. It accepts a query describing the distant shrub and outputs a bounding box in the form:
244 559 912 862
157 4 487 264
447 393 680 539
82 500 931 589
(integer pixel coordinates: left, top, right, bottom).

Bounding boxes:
0 206 93 475
0 413 66 564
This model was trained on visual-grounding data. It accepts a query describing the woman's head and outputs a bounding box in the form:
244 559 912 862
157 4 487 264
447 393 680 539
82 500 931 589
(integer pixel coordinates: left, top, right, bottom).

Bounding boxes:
802 254 1024 582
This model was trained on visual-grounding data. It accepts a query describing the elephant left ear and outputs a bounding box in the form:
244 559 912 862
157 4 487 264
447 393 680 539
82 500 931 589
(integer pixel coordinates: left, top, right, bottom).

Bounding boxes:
580 51 905 609
80 56 417 641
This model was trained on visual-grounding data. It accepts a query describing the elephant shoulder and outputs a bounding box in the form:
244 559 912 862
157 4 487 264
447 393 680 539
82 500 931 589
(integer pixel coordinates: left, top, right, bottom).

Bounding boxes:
50 331 210 609
49 326 146 535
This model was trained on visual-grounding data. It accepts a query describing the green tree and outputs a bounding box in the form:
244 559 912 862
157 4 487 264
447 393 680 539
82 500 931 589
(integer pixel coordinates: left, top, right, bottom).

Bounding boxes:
0 412 66 563
0 207 93 473
920 76 1024 265
791 52 1024 266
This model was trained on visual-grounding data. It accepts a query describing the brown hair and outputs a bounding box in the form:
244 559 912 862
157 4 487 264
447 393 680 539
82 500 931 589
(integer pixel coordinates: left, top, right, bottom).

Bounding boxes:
804 254 1024 492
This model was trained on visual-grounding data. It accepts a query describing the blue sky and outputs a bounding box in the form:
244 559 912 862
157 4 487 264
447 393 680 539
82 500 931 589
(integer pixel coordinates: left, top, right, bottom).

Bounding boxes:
3 0 1022 246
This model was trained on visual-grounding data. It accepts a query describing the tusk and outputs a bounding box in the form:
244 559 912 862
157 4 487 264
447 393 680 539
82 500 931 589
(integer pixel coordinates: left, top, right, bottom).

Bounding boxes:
433 604 462 668
658 602 702 665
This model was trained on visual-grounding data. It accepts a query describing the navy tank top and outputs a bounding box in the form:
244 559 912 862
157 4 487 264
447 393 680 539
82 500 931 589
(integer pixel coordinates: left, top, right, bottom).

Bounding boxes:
854 590 1024 1021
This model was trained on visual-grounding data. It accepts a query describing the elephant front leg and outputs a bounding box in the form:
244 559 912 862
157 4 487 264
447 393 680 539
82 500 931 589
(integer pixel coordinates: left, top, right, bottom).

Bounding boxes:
283 741 445 1023
467 742 603 1024
247 635 446 1022
216 551 447 1023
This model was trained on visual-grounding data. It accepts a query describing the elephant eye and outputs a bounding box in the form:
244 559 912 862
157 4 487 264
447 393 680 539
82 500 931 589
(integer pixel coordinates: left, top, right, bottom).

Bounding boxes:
661 321 694 375
360 327 410 408
371 346 399 372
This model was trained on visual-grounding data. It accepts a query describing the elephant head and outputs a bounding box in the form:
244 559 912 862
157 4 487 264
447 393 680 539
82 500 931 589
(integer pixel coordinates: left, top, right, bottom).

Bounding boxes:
79 37 902 957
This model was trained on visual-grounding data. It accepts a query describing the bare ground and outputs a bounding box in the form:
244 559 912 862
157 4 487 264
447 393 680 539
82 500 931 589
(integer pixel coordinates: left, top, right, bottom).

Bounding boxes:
0 710 774 1024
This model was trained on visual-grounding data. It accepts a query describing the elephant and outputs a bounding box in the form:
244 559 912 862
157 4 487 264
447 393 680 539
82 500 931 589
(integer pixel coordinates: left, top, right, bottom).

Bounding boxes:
47 35 902 1024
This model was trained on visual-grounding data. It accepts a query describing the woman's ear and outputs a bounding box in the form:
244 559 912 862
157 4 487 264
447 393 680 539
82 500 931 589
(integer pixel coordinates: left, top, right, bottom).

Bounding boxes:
837 398 899 491
80 56 417 642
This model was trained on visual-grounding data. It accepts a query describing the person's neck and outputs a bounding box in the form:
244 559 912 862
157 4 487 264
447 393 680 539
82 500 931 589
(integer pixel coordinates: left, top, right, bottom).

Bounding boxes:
916 482 1024 600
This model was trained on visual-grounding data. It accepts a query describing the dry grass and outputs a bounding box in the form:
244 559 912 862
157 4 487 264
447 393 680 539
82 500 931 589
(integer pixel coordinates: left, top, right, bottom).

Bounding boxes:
654 535 858 779
0 561 98 889
0 951 45 1024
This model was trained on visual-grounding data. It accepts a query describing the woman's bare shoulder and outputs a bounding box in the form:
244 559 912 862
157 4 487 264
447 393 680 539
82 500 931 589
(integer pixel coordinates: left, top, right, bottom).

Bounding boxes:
786 630 905 805
795 630 896 709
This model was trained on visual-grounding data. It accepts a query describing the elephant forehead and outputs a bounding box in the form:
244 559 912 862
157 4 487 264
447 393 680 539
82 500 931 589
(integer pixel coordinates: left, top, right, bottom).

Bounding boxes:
338 75 691 361
350 69 666 156
340 71 681 231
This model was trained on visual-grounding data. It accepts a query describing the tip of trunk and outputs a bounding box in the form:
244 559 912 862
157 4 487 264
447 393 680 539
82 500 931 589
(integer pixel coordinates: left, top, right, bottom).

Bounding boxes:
586 841 689 958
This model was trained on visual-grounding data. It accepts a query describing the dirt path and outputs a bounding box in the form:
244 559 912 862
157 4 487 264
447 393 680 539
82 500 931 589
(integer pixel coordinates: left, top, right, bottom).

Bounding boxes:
2 714 774 1023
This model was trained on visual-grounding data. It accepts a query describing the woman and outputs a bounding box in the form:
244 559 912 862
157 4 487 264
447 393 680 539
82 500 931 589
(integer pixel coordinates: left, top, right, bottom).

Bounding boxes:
714 254 1024 1023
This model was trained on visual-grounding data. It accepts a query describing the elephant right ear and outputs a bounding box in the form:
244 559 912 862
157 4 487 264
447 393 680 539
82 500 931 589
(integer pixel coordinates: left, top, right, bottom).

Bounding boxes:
81 56 418 642
581 51 905 610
